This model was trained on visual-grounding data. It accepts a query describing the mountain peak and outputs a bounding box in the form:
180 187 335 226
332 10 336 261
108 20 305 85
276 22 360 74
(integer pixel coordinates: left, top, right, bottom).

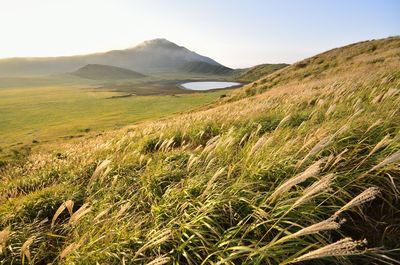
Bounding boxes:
135 38 181 50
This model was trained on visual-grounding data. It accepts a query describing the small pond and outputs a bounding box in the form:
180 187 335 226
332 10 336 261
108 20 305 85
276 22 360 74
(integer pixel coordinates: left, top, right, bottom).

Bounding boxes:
180 81 242 91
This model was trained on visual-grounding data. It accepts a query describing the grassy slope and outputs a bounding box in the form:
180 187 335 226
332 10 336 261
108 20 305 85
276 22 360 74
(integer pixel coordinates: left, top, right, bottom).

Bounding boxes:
235 63 289 82
0 37 399 264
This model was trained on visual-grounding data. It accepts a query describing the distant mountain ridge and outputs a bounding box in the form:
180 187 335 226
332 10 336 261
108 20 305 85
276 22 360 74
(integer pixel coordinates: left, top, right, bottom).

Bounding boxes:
0 39 233 77
72 64 146 80
181 61 233 75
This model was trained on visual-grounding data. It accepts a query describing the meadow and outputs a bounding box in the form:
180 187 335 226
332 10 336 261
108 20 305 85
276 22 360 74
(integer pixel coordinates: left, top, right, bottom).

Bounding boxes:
0 37 399 264
0 84 228 158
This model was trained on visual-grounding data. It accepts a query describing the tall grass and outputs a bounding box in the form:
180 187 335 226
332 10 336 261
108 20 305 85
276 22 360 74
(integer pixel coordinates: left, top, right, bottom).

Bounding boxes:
0 37 399 264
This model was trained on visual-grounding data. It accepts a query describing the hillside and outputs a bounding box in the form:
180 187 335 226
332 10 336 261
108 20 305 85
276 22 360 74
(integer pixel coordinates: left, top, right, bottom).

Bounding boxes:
180 61 233 75
236 63 289 81
0 37 399 264
232 37 400 99
0 39 230 77
72 64 146 80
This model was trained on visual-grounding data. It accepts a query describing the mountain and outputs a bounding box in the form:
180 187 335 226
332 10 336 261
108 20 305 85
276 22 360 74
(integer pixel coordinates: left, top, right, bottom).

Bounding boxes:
72 64 146 80
0 39 232 77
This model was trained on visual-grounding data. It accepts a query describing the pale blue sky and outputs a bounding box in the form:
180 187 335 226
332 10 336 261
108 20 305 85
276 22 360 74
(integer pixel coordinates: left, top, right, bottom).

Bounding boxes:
0 0 398 67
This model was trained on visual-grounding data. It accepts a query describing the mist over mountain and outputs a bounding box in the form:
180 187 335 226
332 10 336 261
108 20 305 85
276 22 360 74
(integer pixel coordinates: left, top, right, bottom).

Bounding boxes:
0 39 232 77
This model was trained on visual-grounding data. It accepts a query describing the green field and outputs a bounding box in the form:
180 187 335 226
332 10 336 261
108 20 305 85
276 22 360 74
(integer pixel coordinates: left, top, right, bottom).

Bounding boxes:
0 84 229 156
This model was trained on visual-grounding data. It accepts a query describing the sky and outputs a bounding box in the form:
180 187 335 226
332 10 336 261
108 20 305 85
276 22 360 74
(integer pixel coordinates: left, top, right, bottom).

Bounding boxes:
0 0 398 68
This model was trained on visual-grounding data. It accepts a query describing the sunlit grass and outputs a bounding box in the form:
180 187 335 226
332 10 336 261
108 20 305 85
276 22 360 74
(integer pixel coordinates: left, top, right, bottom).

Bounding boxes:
0 37 399 264
0 85 228 155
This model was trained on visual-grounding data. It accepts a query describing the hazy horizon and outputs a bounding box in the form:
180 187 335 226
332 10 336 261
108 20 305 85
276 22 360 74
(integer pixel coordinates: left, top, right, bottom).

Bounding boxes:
0 0 399 68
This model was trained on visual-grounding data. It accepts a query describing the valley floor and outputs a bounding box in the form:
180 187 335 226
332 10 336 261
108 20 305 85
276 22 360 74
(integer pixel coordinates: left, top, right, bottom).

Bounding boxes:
0 83 230 159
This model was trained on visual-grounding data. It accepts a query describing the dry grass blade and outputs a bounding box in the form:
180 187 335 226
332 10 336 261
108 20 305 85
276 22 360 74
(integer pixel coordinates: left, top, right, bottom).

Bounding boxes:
325 104 336 117
239 132 249 146
147 256 171 265
69 203 91 225
0 227 11 255
94 208 110 222
370 150 400 172
276 114 291 129
21 236 35 263
51 203 66 228
330 148 348 169
288 237 367 263
201 167 226 198
89 159 111 185
297 135 333 168
248 136 269 158
291 174 335 210
115 202 131 219
366 119 382 133
65 200 74 216
133 229 171 259
205 157 216 172
356 135 391 169
187 154 199 171
51 200 74 228
60 242 80 259
369 135 392 157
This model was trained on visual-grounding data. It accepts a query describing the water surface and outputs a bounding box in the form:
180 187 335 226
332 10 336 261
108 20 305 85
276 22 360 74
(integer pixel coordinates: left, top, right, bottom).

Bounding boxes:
180 81 241 91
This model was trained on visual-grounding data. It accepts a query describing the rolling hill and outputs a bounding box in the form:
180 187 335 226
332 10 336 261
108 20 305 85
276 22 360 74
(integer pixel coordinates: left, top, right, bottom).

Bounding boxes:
0 37 399 264
232 36 400 99
236 63 289 81
0 39 233 77
180 61 233 75
71 64 146 80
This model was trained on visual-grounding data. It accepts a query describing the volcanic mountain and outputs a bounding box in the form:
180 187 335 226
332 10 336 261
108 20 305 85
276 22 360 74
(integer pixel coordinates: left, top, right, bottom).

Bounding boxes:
0 39 233 77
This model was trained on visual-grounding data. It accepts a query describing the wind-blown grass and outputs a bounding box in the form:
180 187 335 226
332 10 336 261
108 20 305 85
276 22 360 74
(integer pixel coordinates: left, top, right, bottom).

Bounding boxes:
0 37 399 264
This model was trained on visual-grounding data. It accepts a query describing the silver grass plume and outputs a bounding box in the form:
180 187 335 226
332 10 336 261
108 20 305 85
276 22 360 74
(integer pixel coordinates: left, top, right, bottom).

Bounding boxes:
289 237 367 263
291 173 335 210
268 158 326 203
333 187 380 217
274 219 341 245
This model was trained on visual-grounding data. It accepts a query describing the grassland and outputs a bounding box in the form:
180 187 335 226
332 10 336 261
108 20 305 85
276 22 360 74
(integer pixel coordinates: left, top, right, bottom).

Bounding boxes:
0 84 229 158
0 37 399 264
235 63 289 82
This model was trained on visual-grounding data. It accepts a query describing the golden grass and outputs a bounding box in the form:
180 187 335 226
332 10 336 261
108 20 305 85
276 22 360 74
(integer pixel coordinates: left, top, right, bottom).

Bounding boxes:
0 36 399 264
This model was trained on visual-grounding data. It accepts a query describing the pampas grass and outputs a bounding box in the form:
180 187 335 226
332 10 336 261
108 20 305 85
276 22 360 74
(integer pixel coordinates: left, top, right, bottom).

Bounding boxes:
371 150 400 172
201 167 226 198
268 158 326 203
21 236 35 263
0 37 399 264
60 242 80 259
69 203 91 225
333 187 380 217
290 173 335 210
273 219 341 246
288 237 367 263
0 228 10 255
